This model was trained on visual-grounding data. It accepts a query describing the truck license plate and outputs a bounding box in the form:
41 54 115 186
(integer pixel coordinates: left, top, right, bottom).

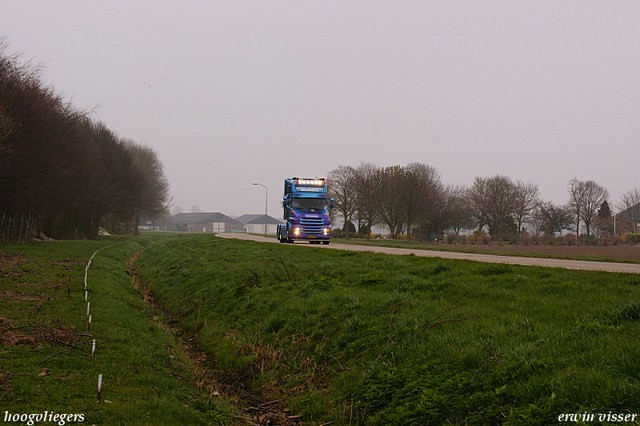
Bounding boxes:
308 235 316 238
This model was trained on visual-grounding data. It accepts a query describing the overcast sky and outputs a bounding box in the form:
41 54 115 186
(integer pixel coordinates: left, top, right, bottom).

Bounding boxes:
2 1 638 217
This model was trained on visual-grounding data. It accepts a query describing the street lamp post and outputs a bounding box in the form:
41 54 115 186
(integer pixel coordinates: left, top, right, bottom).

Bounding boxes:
252 182 268 235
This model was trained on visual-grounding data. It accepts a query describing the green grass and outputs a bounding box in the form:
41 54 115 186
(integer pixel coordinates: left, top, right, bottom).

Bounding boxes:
133 234 640 425
4 233 640 425
0 234 233 425
329 237 640 264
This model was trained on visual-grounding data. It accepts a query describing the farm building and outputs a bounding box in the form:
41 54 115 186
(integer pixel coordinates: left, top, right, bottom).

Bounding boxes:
170 212 243 233
138 218 161 231
616 203 640 233
236 214 283 235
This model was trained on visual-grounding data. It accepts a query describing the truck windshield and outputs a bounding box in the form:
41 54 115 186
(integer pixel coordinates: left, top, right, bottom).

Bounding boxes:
291 198 328 211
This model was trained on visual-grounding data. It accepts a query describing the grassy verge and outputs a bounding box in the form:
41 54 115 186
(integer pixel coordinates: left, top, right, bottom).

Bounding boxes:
135 234 640 425
329 237 640 264
0 234 234 425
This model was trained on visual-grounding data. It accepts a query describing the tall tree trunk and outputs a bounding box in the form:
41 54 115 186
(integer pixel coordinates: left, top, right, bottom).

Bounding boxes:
575 214 580 238
133 214 141 236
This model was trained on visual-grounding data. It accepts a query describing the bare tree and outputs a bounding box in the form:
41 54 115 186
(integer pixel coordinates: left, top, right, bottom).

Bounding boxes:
122 140 171 235
583 181 609 238
0 43 89 241
327 165 358 239
353 162 382 239
429 184 472 236
81 122 147 238
0 41 171 243
567 178 609 238
0 104 13 152
467 175 518 241
399 163 441 241
567 178 584 237
379 165 405 238
534 201 573 236
466 177 489 234
513 180 539 236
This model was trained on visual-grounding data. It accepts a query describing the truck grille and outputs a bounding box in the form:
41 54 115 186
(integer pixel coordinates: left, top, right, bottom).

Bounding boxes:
300 217 323 234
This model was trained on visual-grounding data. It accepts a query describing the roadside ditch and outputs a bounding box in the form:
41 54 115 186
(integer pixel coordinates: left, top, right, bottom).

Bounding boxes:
127 251 309 426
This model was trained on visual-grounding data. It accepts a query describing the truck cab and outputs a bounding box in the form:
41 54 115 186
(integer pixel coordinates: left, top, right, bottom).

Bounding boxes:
277 178 333 244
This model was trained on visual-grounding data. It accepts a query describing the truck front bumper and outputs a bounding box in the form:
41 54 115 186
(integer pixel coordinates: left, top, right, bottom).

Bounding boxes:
289 226 330 242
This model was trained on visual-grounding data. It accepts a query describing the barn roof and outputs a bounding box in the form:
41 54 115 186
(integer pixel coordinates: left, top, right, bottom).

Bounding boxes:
616 203 640 221
236 214 283 225
171 212 242 225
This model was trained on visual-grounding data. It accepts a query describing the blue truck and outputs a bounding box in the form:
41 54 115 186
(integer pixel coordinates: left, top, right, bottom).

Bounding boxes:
277 177 334 244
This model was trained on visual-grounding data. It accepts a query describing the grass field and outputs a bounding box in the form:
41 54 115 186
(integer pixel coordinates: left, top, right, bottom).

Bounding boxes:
328 237 640 264
0 234 234 425
133 234 640 425
2 233 640 425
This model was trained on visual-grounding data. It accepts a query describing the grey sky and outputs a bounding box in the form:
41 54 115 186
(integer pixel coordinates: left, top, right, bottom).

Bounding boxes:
2 1 638 217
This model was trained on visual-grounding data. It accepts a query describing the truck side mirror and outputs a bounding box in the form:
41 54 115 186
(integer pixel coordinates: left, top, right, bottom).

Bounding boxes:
330 198 334 209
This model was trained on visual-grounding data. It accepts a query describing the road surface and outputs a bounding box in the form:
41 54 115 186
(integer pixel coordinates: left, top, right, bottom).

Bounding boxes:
217 233 640 274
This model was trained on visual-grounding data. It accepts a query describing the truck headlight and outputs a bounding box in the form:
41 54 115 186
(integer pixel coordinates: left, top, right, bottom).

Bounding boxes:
323 228 329 235
294 227 301 236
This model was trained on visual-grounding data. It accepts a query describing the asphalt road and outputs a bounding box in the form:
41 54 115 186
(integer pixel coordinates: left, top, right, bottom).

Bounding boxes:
217 233 640 274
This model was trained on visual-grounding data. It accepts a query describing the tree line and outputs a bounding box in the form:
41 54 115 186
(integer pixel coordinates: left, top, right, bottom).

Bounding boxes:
0 42 170 243
327 162 639 241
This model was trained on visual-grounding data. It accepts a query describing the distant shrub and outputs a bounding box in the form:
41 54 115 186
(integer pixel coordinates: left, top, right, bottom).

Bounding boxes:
624 234 640 244
500 233 517 243
609 234 621 245
602 234 620 246
332 228 345 238
518 233 532 246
